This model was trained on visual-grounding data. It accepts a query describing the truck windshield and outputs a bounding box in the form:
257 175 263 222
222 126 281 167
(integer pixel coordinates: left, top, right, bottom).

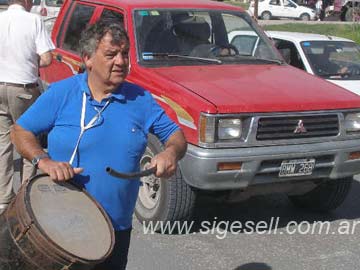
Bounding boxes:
301 40 360 80
133 9 281 66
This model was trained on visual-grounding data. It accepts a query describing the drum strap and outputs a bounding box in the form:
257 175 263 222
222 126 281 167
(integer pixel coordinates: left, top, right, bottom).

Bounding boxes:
69 92 111 165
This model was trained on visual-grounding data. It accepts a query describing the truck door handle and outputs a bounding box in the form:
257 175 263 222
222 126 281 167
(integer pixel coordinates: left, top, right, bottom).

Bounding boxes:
56 54 62 62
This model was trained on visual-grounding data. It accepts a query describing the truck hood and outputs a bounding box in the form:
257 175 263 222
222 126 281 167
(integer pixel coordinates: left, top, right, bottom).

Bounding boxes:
151 64 360 113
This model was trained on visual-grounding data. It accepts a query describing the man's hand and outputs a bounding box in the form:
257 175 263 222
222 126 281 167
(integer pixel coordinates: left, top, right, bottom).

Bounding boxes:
10 124 83 181
150 149 177 178
150 130 187 178
339 66 348 74
38 158 83 181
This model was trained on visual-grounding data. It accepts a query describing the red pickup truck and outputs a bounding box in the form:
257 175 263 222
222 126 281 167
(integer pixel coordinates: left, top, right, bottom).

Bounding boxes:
41 0 360 225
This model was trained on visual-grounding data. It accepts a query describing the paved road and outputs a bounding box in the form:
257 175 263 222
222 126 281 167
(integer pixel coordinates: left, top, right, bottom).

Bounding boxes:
127 177 360 270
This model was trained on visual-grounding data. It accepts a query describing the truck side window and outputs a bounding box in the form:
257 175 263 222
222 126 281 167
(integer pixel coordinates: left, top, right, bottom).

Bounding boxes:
231 35 259 56
99 9 124 26
62 4 95 53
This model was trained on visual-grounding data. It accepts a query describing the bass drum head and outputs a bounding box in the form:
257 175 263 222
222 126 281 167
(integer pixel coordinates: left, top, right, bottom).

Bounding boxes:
27 175 113 261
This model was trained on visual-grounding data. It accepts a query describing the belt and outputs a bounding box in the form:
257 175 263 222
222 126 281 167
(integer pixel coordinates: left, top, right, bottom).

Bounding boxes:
0 82 38 89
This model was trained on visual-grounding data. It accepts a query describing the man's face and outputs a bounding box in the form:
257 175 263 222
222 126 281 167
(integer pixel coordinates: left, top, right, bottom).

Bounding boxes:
85 32 129 89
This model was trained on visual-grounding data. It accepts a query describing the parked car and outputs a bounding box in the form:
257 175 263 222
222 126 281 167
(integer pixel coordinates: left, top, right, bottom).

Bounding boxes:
31 0 62 18
41 0 360 226
268 31 360 95
229 30 360 94
248 0 316 20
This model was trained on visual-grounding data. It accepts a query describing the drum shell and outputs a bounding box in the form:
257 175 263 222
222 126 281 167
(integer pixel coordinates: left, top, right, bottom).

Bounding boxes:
0 175 115 270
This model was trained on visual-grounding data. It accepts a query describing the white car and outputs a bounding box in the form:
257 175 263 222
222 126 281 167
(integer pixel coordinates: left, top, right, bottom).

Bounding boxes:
31 0 62 18
267 31 360 95
248 0 316 20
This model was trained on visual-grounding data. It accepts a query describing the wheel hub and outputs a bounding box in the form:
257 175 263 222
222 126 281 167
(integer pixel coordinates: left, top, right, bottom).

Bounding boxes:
138 150 161 209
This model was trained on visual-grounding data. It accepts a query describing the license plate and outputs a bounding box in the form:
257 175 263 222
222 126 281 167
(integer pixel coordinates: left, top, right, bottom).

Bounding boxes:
279 158 315 177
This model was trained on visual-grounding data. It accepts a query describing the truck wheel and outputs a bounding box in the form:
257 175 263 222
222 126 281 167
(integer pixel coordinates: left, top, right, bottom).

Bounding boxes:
261 11 272 20
288 177 352 211
300 13 310 21
345 7 360 21
135 134 196 229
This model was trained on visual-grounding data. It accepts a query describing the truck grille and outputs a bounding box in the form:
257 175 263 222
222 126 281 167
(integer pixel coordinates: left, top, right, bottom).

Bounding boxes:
256 114 339 141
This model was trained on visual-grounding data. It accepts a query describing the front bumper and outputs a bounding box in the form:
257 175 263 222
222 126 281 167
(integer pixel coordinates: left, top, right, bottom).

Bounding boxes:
179 139 360 190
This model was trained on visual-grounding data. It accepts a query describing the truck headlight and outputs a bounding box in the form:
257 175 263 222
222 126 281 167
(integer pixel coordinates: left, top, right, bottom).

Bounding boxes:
218 119 242 140
199 114 247 145
344 113 360 133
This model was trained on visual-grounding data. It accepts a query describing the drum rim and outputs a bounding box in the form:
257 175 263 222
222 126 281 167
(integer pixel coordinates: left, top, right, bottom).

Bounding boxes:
24 174 115 262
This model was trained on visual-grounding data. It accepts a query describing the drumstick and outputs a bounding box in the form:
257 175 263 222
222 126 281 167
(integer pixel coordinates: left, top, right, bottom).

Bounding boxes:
105 166 156 179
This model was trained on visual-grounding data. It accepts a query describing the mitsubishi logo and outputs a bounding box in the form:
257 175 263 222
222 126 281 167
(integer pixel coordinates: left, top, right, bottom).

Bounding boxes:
294 120 307 134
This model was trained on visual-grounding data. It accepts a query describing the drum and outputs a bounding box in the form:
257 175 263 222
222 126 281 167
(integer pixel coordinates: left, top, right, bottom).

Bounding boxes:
0 174 115 270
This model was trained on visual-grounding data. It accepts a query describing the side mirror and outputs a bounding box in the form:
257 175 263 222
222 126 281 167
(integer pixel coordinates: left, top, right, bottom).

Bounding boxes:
278 48 291 64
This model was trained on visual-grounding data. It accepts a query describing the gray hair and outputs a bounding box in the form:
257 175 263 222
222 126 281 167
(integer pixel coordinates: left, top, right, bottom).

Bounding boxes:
79 21 129 58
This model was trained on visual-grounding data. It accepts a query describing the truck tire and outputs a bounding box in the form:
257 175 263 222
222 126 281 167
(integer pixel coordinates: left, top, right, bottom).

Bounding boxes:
261 11 272 20
300 13 310 21
135 134 196 229
288 177 352 211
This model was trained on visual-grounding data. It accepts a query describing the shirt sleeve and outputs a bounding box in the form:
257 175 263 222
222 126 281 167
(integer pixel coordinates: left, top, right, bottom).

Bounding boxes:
145 94 180 144
35 17 55 55
17 85 60 135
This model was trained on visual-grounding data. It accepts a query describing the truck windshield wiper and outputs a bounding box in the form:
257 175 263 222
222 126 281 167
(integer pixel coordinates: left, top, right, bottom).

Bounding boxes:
237 55 283 65
249 57 284 65
142 52 222 64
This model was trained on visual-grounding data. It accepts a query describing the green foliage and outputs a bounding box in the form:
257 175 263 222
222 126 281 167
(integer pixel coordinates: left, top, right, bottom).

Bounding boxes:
263 23 360 44
223 0 250 9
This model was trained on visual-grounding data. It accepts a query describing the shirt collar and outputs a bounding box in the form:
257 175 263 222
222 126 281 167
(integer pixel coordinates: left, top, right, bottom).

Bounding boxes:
8 4 26 11
79 72 126 102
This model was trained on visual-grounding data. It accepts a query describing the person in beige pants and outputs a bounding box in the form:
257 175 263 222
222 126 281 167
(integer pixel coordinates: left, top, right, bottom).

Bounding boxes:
0 84 40 201
0 0 55 214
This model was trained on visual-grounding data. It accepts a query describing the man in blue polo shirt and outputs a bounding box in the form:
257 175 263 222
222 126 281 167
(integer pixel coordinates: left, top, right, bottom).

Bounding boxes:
10 21 187 270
